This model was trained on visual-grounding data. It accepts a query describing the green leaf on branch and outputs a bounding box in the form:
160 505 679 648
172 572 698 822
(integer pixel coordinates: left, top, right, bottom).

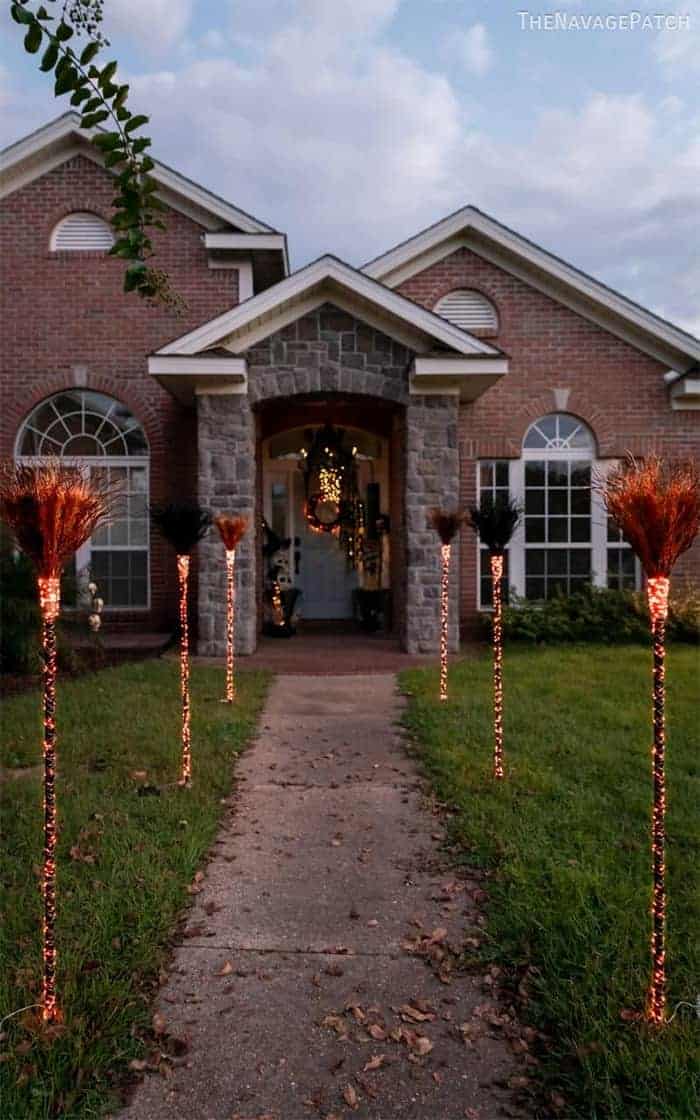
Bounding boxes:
104 149 126 168
80 41 101 66
11 4 34 25
55 20 73 41
130 137 152 153
99 60 118 86
40 40 58 70
36 5 51 19
93 132 123 150
114 84 129 109
125 115 149 133
54 65 77 96
70 86 90 105
24 22 42 52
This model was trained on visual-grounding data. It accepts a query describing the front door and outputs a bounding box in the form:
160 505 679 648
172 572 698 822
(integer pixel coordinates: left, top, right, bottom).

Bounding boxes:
265 467 357 620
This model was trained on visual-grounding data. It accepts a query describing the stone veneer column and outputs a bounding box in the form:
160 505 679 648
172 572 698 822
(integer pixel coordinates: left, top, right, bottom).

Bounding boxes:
405 394 460 654
197 392 257 656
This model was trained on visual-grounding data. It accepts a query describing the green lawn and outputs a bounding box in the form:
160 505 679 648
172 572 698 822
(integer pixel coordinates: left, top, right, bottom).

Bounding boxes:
401 644 699 1120
0 660 269 1119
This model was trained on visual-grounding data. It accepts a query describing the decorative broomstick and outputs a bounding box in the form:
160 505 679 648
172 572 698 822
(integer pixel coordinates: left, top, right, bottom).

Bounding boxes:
214 515 248 703
0 461 111 1024
469 496 521 779
428 509 466 702
602 455 700 1024
151 503 212 786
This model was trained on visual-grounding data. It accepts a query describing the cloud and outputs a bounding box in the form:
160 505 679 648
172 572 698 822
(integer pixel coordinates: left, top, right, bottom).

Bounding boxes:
654 0 700 73
450 23 493 76
104 0 194 53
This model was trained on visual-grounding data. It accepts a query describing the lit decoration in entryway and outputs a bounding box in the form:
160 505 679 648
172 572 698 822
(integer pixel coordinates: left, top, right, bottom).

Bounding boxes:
214 515 248 703
602 454 700 1024
469 496 520 779
0 461 111 1024
302 424 363 564
429 510 466 702
151 503 212 786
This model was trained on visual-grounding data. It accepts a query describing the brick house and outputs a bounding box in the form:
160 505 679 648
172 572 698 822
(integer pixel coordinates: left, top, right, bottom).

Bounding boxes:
2 113 698 654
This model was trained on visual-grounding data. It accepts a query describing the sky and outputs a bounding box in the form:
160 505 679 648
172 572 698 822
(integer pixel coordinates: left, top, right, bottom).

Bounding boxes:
2 0 699 337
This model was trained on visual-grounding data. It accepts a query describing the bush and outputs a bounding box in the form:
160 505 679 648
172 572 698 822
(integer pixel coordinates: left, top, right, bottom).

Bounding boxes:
0 539 40 673
481 583 699 645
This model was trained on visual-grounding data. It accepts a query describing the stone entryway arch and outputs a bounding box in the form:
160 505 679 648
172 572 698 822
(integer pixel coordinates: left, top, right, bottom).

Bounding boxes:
196 302 461 656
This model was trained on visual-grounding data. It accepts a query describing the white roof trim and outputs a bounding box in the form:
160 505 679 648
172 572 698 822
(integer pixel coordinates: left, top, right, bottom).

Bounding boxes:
411 355 507 401
156 255 502 358
0 112 277 236
148 355 247 406
669 377 700 410
363 206 700 370
204 232 287 251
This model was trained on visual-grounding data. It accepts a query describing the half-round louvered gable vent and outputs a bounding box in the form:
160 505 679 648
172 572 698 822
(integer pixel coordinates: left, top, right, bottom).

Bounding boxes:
433 289 498 333
50 211 114 252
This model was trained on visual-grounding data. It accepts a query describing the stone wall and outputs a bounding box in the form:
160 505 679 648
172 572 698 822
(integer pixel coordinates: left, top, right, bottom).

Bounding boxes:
197 393 257 656
405 395 460 653
197 304 462 656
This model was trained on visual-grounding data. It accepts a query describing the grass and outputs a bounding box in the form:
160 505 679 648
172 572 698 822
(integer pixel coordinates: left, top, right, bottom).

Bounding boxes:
401 643 699 1120
0 659 269 1119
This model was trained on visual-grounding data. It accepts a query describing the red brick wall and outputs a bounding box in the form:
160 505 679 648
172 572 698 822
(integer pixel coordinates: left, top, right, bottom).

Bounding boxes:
0 154 238 631
398 247 700 629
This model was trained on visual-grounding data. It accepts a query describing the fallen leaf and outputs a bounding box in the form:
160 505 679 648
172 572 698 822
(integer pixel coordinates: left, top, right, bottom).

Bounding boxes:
129 770 147 781
367 1024 386 1041
152 1012 167 1035
399 1003 435 1023
128 1058 148 1072
363 1054 385 1072
414 1036 433 1056
218 960 234 976
342 1084 359 1109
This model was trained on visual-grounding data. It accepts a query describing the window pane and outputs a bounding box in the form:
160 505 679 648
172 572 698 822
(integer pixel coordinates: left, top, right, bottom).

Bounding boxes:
548 550 567 575
130 520 147 546
549 517 568 542
525 577 545 600
571 489 590 515
479 461 494 488
571 517 590 542
548 461 568 486
525 549 545 574
525 517 545 542
525 461 545 487
570 461 591 487
525 489 544 514
549 490 568 515
570 550 591 576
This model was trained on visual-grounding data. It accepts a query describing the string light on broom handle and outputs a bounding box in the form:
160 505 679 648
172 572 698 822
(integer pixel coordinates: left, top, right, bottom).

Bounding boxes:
439 543 450 702
490 553 505 779
648 574 669 1024
38 574 60 1023
177 554 192 786
600 454 700 1024
223 549 236 703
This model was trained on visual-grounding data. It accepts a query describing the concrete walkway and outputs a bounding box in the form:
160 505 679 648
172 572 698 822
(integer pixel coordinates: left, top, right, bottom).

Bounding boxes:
118 676 526 1120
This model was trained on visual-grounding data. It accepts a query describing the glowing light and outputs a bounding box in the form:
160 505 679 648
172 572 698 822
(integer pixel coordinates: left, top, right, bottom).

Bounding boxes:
272 579 283 627
490 554 505 779
37 575 61 1023
647 575 669 1024
439 543 450 702
0 463 112 1026
177 554 192 787
319 466 342 505
223 550 235 703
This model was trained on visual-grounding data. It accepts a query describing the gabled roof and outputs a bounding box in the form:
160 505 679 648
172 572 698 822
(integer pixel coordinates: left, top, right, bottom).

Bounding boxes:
363 205 700 372
0 112 281 239
156 253 506 358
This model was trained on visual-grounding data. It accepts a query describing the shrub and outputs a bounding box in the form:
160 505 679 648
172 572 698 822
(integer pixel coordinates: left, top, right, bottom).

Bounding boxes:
0 534 40 673
483 583 699 645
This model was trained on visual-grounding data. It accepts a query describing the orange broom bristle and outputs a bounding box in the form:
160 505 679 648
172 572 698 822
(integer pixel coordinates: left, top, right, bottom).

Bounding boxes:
214 514 248 551
601 455 700 578
0 460 112 578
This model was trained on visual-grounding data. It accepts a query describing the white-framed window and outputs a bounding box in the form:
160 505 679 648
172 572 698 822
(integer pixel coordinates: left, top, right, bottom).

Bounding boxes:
16 390 149 609
476 413 640 605
433 289 498 333
50 211 114 252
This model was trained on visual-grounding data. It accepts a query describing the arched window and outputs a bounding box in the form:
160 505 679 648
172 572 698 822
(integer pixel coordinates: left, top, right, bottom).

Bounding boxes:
476 412 638 606
521 414 595 600
17 390 149 608
50 211 114 252
433 289 498 333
